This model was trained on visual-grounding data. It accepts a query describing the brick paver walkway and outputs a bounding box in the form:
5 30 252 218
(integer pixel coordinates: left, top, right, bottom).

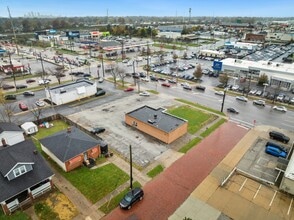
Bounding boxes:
102 121 249 220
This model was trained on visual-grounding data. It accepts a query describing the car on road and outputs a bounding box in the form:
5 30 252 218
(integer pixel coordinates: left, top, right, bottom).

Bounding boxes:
141 77 150 82
236 96 248 102
16 84 28 89
269 131 290 144
168 79 177 84
183 85 192 90
195 85 206 91
4 94 17 100
227 107 239 114
139 91 150 96
90 127 105 134
124 87 134 92
265 145 287 158
26 79 36 83
273 106 287 112
23 91 35 96
38 79 50 85
161 83 171 87
120 187 144 210
2 84 15 90
253 100 265 106
19 102 28 111
35 100 45 107
215 91 224 96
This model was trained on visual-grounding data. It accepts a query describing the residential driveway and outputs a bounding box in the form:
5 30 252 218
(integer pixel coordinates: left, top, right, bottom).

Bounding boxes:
102 121 249 220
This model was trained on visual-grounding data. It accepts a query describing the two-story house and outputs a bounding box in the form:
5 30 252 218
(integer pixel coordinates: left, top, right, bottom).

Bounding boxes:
0 123 54 215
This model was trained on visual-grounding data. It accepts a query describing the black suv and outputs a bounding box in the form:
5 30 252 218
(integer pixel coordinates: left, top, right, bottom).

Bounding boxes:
120 187 144 210
4 94 17 100
269 131 290 144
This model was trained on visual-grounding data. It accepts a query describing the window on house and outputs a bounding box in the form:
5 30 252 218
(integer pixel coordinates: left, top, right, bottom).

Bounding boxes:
13 165 27 177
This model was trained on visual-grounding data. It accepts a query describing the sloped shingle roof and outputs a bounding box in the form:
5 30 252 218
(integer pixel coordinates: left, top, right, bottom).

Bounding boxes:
40 127 101 162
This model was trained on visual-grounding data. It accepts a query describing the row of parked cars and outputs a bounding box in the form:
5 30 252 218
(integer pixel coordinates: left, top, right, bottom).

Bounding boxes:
265 130 290 158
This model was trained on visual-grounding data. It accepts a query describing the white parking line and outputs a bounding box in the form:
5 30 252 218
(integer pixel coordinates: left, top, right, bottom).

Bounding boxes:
269 190 277 206
288 198 293 215
254 184 262 199
239 178 248 191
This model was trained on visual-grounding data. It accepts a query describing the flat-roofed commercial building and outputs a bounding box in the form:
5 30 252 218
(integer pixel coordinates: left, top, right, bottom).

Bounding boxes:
125 105 188 144
45 79 97 105
221 58 294 91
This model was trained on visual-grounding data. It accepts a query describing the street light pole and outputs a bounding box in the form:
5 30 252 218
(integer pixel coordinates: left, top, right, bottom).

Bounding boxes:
221 88 228 112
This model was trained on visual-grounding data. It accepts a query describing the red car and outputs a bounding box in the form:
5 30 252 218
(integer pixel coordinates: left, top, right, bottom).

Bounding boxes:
124 87 134 92
161 83 171 87
19 102 28 111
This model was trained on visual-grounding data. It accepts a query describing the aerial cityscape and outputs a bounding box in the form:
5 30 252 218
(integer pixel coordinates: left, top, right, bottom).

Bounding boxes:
0 2 294 220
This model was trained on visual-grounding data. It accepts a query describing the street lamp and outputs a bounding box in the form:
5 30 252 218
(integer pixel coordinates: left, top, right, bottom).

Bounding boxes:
221 88 228 113
263 83 269 96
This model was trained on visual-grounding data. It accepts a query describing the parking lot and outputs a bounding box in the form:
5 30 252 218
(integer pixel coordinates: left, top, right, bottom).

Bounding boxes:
67 91 187 167
237 137 291 184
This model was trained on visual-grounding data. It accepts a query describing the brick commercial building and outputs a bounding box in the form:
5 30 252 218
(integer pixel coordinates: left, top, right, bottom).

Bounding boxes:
125 105 188 144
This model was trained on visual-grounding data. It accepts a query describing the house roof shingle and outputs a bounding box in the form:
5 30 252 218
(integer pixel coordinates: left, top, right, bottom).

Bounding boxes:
0 122 22 134
0 140 54 202
40 127 101 162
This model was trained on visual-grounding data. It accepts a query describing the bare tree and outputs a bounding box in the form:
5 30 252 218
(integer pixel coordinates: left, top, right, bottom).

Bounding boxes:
116 65 127 88
31 105 44 125
109 63 119 88
219 73 229 86
49 65 65 84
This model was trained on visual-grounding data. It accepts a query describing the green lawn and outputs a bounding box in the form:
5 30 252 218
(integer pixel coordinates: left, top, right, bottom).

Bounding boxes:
0 210 30 220
34 202 59 220
200 118 227 138
147 164 164 178
179 137 202 153
33 120 69 140
99 181 141 214
62 164 129 204
167 105 214 134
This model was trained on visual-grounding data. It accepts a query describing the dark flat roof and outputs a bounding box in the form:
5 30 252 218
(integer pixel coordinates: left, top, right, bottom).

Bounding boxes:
126 105 187 133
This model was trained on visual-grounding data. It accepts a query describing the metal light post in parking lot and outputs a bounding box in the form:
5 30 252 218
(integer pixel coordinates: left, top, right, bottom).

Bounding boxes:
221 88 228 113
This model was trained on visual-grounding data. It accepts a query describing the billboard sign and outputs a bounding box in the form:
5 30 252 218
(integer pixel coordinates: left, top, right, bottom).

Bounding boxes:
212 61 222 71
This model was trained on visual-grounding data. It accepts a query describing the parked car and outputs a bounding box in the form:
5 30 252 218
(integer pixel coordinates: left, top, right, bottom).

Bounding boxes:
265 145 287 158
120 187 144 210
19 102 28 111
276 94 285 102
231 85 240 91
16 84 28 89
4 94 16 100
124 87 134 92
249 89 257 95
161 83 171 87
139 91 150 96
35 100 45 107
269 131 290 144
265 141 288 153
215 91 224 96
253 100 265 106
227 107 239 114
255 90 263 96
38 79 50 85
283 96 290 103
195 85 206 91
98 77 104 83
90 127 105 134
273 106 287 112
236 96 248 102
95 89 106 97
23 91 35 96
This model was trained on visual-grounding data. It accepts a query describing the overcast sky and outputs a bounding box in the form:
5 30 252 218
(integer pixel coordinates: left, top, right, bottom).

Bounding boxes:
0 0 293 18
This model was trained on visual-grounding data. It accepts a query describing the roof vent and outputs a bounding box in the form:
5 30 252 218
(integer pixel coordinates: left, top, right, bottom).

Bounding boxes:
67 127 72 133
33 150 38 155
1 138 7 147
154 114 157 119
